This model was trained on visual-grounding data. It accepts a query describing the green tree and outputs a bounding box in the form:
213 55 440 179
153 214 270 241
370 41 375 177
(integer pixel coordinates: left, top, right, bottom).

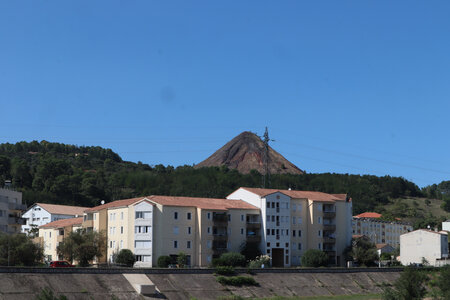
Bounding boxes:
177 252 188 268
240 241 261 261
301 249 329 267
57 230 106 267
115 249 135 267
214 252 246 267
436 265 450 299
351 237 378 266
157 255 172 268
382 267 428 300
0 233 43 266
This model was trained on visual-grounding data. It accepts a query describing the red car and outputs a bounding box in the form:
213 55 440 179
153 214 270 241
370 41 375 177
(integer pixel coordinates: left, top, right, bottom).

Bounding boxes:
49 261 74 268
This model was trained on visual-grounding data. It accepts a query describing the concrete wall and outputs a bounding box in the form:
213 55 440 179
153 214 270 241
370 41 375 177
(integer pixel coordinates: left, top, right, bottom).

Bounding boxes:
400 230 448 266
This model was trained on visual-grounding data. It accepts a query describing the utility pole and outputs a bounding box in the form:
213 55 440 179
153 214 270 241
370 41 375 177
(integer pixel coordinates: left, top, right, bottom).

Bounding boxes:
262 127 274 188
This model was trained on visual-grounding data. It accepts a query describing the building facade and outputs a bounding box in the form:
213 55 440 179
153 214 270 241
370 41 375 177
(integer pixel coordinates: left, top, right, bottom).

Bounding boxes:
0 187 26 234
38 217 83 262
22 203 89 234
400 229 449 266
352 212 412 248
226 187 353 267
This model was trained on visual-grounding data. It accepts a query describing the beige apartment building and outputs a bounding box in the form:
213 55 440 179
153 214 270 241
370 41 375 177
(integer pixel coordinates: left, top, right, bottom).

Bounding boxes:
352 212 412 248
82 195 259 267
227 187 353 267
38 217 83 262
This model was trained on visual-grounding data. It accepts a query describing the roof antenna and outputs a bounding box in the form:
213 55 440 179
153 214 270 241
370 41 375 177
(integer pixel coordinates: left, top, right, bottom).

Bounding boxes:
261 127 274 188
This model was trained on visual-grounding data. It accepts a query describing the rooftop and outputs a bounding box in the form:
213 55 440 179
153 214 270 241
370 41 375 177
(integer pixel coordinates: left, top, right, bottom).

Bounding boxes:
148 195 258 210
237 187 348 202
34 203 89 216
85 197 147 212
40 217 83 229
354 212 382 219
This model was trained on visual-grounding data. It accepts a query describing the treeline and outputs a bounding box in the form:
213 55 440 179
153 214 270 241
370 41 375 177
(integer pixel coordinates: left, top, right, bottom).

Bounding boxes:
0 140 443 214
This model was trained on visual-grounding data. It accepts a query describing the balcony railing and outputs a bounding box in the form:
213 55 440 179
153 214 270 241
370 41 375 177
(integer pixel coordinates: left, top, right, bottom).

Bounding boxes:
8 216 26 225
213 233 228 242
8 202 27 211
246 235 261 242
323 211 336 219
323 224 336 231
323 237 336 244
213 214 228 224
246 222 261 229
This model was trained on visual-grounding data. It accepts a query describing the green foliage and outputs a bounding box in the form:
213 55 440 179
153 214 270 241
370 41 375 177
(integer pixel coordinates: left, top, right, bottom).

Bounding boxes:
115 249 135 267
157 255 172 268
301 249 329 267
380 252 392 261
248 255 271 269
436 265 450 299
35 288 67 300
0 233 43 266
382 267 428 300
177 252 188 268
0 141 426 214
57 230 106 267
214 252 246 267
351 237 378 267
441 198 450 212
240 241 262 262
215 266 236 276
216 275 258 286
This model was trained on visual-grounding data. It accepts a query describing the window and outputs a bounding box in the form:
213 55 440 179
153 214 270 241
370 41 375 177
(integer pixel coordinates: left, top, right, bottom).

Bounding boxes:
285 242 289 247
173 226 179 235
120 240 123 249
94 214 96 220
293 203 296 211
267 242 270 247
298 203 302 211
121 226 123 234
187 241 191 248
174 212 178 220
207 227 211 234
318 230 321 237
298 243 302 250
266 215 270 222
266 229 270 235
292 216 296 225
188 227 191 234
135 212 143 219
299 230 302 237
187 212 191 220
207 241 211 248
293 230 296 237
298 217 302 224
135 240 151 248
207 255 211 262
317 204 322 211
121 212 124 220
240 228 244 235
318 217 322 224
318 243 321 250
227 214 231 221
241 215 244 221
207 212 211 220
49 232 51 238
174 241 178 248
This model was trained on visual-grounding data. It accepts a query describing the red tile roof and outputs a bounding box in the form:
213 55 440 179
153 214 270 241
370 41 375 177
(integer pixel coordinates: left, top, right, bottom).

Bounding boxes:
238 187 347 202
40 217 83 229
36 203 89 216
376 243 389 249
148 195 258 210
84 197 148 213
354 212 382 219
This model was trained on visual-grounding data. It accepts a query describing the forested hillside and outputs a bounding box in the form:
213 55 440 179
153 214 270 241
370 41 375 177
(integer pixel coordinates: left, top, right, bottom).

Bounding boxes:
0 141 448 219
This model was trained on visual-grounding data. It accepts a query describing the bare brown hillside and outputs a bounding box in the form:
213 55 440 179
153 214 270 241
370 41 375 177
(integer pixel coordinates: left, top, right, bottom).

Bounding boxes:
195 131 304 175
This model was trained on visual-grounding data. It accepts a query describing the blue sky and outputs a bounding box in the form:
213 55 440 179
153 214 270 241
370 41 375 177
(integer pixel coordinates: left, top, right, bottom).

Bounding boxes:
1 1 450 187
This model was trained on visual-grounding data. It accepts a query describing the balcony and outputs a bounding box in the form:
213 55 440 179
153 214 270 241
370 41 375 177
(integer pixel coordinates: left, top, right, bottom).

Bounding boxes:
324 250 336 256
323 211 336 219
323 224 336 231
323 237 336 244
8 216 26 225
8 202 27 211
246 222 261 230
213 233 228 242
246 234 261 243
212 241 227 251
213 213 228 225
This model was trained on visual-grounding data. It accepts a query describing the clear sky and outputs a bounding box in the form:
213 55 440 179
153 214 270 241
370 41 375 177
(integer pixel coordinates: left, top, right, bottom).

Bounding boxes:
1 1 449 188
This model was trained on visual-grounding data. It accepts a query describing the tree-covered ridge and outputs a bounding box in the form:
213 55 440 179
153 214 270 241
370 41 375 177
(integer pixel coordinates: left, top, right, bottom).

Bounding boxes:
0 140 446 216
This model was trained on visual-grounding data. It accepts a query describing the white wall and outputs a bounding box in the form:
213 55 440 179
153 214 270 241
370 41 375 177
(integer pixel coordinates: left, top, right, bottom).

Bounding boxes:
22 205 78 233
443 221 450 232
400 230 448 266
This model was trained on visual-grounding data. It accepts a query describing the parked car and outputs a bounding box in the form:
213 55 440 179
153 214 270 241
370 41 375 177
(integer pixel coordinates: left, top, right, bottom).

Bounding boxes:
49 261 74 268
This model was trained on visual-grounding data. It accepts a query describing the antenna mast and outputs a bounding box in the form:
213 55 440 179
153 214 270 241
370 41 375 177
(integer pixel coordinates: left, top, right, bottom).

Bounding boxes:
262 127 274 188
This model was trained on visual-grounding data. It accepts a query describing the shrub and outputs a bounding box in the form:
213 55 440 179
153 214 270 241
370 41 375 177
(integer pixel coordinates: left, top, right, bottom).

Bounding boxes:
382 267 428 300
214 252 246 267
301 249 329 267
248 255 271 269
380 252 392 261
215 266 236 276
177 252 188 268
436 265 450 299
157 255 172 268
115 249 135 267
216 276 258 286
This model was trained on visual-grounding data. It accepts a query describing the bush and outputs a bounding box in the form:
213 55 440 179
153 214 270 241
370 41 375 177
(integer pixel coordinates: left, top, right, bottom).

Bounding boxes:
215 266 236 276
301 249 329 267
216 276 258 286
214 252 246 267
382 267 428 300
248 255 271 269
157 255 172 268
177 252 188 268
436 265 450 299
380 252 392 261
115 249 135 267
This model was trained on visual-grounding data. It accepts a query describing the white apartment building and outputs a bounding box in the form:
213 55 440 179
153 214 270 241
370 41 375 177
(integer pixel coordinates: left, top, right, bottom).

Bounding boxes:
443 220 450 232
0 187 26 234
22 203 89 233
227 187 353 267
400 229 449 266
352 212 412 248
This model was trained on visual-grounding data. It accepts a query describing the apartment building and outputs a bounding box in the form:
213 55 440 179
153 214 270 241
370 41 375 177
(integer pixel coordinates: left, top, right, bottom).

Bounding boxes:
226 187 353 267
22 203 89 234
0 187 26 234
38 217 83 262
82 195 259 267
443 220 450 232
352 212 412 248
400 229 449 266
